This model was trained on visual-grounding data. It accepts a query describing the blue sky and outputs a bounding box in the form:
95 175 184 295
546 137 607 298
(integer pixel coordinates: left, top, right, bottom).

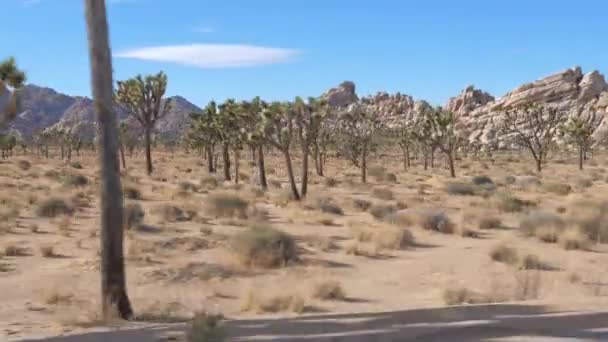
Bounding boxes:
3 0 608 107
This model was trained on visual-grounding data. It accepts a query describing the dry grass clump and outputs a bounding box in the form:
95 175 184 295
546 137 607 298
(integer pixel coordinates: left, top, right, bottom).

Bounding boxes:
4 245 29 257
515 176 542 188
557 229 591 251
519 254 553 271
178 181 198 193
445 182 476 196
471 175 494 186
324 177 339 188
496 193 535 213
123 185 142 200
565 200 608 243
229 225 297 268
490 244 518 265
241 289 305 313
39 245 57 258
35 197 74 218
63 173 89 187
369 204 397 220
16 160 31 171
419 210 454 234
200 175 219 190
443 287 489 305
205 193 249 218
542 182 572 196
372 187 394 200
124 203 145 230
372 227 415 250
368 166 388 179
187 311 225 342
70 161 83 169
352 198 372 211
44 169 63 180
310 197 344 215
519 211 565 241
574 177 593 189
312 280 346 301
478 216 502 230
152 203 191 222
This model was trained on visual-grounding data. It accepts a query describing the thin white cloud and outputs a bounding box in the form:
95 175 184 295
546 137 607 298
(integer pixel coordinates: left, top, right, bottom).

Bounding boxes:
114 43 301 68
193 26 216 34
23 0 42 7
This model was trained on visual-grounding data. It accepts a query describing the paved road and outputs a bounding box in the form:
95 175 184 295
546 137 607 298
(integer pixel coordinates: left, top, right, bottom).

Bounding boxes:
12 304 608 341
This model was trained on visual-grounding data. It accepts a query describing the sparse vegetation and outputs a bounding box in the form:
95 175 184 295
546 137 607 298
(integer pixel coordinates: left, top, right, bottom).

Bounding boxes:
35 197 73 218
229 225 297 268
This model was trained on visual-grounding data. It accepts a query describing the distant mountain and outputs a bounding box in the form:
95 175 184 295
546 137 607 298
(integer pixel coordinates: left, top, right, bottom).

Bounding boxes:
1 84 201 140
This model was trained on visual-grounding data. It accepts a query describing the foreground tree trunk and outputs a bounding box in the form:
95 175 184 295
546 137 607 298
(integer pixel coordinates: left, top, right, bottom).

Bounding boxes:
144 126 153 175
361 144 368 183
119 140 126 170
234 148 240 184
258 145 267 189
206 146 215 173
283 149 301 201
579 145 584 171
222 143 231 181
301 145 309 197
84 0 133 320
447 151 456 178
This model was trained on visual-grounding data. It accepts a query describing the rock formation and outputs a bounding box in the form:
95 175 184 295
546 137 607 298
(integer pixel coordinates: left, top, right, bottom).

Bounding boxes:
323 81 359 107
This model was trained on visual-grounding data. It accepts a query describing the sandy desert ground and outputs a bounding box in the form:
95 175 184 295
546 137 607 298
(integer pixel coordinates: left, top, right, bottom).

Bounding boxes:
2 149 608 341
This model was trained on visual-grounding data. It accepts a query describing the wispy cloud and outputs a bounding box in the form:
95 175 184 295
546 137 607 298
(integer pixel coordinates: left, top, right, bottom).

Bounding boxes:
23 0 42 7
114 43 301 68
193 26 216 34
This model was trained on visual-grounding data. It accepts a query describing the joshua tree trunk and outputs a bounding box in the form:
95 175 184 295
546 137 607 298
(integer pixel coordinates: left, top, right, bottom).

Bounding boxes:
222 143 231 181
84 0 133 320
579 145 584 170
301 145 309 197
119 140 126 170
283 149 300 201
258 145 267 189
447 151 456 178
314 142 323 176
234 148 240 184
144 126 153 175
361 144 368 183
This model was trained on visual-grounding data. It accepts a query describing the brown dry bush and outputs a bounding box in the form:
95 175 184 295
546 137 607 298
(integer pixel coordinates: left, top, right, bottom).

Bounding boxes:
124 203 145 230
63 174 89 187
519 210 565 239
204 193 249 218
312 280 346 301
35 197 74 218
372 227 415 250
496 193 535 213
310 197 344 216
542 182 572 196
490 244 518 265
557 229 591 251
229 225 297 268
369 204 397 221
445 182 476 196
372 187 394 200
152 204 191 222
565 200 608 243
352 198 372 211
443 287 489 305
324 177 339 188
187 311 225 342
200 175 220 190
16 160 31 171
478 216 502 230
123 186 142 200
241 289 305 314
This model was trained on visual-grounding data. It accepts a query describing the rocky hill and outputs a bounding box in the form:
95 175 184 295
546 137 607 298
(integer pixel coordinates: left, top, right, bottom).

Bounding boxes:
446 67 608 146
0 84 201 141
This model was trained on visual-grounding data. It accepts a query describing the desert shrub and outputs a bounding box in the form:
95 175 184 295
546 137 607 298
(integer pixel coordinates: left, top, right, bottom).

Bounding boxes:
504 175 516 185
369 204 396 220
445 182 476 196
420 210 454 234
152 204 190 222
312 280 346 301
241 290 304 313
39 245 56 258
519 211 565 238
229 225 297 268
324 177 339 187
349 224 374 242
64 174 88 187
565 200 608 243
478 216 502 230
471 175 494 186
179 181 198 193
373 227 415 250
312 197 344 215
368 166 387 179
558 229 591 251
519 254 552 271
574 178 593 189
385 173 398 183
123 186 142 200
200 175 219 189
496 193 535 213
35 197 73 218
124 203 145 230
443 288 488 305
543 182 572 196
205 193 249 218
372 187 394 200
490 244 518 265
44 169 62 180
187 311 225 342
70 161 83 169
353 198 372 211
16 160 31 171
515 176 542 188
269 179 282 189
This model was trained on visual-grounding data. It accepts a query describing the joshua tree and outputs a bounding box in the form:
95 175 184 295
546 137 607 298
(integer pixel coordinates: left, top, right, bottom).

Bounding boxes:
188 101 221 174
259 101 301 199
115 71 170 175
294 96 328 197
559 110 598 170
84 0 133 319
499 103 564 172
0 57 26 129
241 97 268 189
419 107 462 178
336 100 383 183
313 122 333 176
218 99 248 183
391 119 416 171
